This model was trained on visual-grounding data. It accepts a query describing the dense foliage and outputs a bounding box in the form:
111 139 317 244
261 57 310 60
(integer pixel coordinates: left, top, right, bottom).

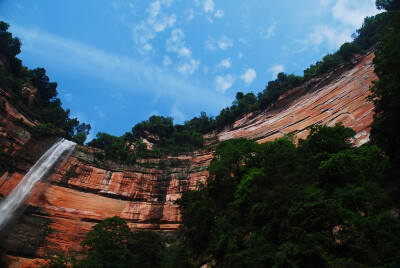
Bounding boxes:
175 5 400 265
87 115 205 163
86 4 396 158
177 124 399 267
205 8 395 131
43 216 189 268
6 2 400 267
369 3 400 191
0 21 91 144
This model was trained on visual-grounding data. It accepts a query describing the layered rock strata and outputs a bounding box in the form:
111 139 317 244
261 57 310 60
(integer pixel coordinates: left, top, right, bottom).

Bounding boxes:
217 52 375 146
0 52 376 264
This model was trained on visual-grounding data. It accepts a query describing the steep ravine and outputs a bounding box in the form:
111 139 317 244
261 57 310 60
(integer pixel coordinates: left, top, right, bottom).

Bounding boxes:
0 52 376 265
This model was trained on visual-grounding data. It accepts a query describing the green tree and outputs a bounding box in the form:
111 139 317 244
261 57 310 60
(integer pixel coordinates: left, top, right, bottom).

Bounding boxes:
0 21 21 57
339 42 362 60
376 0 400 10
80 217 166 268
369 8 400 185
29 68 58 104
80 216 132 267
71 132 87 145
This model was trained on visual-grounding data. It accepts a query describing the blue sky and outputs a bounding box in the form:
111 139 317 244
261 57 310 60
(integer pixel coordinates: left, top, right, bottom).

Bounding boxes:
0 0 379 140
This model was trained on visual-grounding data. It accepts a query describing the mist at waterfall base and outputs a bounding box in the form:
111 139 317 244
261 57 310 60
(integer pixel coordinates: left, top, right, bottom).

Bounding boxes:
0 139 76 234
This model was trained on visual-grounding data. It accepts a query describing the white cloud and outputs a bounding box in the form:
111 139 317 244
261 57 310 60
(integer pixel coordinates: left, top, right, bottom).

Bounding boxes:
320 0 333 7
133 0 176 54
309 24 352 49
152 14 176 32
166 29 191 57
215 9 224 18
218 58 231 68
163 55 172 66
269 64 284 79
241 68 257 85
148 1 176 32
205 35 234 51
332 0 379 28
177 59 200 75
133 23 155 53
185 8 195 21
238 52 244 59
205 36 216 51
259 21 277 39
12 25 213 102
11 25 230 128
98 111 106 118
94 106 106 118
170 103 185 122
215 74 235 93
203 0 214 13
166 29 200 75
295 0 379 54
218 36 233 50
64 93 73 102
238 37 250 47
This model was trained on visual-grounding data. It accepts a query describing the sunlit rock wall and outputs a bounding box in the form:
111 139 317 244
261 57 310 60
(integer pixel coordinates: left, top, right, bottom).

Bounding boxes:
0 52 376 262
218 52 375 146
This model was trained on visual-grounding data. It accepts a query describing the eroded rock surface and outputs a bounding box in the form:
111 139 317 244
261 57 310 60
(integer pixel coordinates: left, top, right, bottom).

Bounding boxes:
217 53 375 146
0 52 376 260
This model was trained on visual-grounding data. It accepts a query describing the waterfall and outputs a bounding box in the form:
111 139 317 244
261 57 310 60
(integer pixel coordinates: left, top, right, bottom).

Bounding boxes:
0 139 76 231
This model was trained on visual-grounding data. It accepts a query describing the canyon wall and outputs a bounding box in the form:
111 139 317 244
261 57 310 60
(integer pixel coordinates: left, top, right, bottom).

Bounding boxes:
0 52 376 265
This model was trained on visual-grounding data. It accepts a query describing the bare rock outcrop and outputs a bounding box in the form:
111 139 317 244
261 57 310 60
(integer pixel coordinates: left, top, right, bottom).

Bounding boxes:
0 52 376 263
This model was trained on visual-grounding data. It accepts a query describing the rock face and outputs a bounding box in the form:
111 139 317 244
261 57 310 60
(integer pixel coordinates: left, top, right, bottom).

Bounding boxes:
217 53 375 146
0 52 376 262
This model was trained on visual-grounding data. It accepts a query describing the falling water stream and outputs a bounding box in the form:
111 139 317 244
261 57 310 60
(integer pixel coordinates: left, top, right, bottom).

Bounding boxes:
0 139 76 231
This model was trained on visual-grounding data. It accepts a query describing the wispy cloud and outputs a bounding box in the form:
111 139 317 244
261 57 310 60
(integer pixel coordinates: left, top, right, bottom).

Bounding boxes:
269 64 284 79
166 29 191 57
205 35 233 51
64 93 73 102
132 0 176 54
293 0 379 54
320 0 333 7
185 8 195 21
170 103 185 122
203 0 214 13
218 36 233 50
259 20 277 39
166 29 200 75
163 55 172 66
12 25 223 109
241 68 256 85
215 74 235 93
215 9 224 18
332 0 379 28
205 36 216 51
94 106 106 119
177 59 200 75
218 58 231 68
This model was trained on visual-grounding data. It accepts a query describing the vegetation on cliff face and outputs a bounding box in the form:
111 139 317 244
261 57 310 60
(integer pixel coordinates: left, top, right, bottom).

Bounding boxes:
4 1 400 267
44 216 187 268
86 0 396 160
173 2 400 267
369 3 400 192
0 21 91 144
177 125 399 267
87 115 205 163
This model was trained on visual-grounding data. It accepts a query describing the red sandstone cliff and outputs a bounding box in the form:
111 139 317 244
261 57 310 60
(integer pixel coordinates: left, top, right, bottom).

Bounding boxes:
0 52 376 265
